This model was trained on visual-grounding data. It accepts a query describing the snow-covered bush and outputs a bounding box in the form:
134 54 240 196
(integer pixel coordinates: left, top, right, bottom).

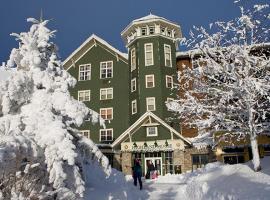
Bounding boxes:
168 2 270 171
0 18 111 199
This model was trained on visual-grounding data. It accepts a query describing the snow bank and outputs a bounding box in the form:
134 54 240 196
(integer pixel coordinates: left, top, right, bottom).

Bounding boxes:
85 166 149 200
158 157 270 200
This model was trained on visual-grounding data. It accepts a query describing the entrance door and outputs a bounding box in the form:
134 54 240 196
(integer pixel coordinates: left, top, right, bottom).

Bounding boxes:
145 157 163 176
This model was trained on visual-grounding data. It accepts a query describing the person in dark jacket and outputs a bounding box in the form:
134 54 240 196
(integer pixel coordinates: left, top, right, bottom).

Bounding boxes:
148 160 156 179
133 159 143 190
146 160 155 179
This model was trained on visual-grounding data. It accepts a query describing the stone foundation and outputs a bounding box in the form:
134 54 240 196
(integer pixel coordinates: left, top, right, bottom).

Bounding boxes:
121 152 132 175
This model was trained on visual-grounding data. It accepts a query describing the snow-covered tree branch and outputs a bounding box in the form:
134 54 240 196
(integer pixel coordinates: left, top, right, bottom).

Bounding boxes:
0 18 111 199
168 2 270 171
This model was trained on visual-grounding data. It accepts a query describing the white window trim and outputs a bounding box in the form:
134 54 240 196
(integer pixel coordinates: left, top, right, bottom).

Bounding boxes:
144 43 154 66
100 107 113 120
80 130 90 138
145 74 155 88
166 97 174 103
166 75 173 88
78 90 91 102
99 128 113 141
164 44 172 67
100 61 113 79
146 97 156 111
131 99 137 115
131 78 136 92
78 64 91 81
146 127 158 137
131 48 136 71
100 88 113 100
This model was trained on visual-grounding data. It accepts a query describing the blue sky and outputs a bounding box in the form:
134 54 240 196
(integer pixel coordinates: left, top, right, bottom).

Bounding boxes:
0 0 265 63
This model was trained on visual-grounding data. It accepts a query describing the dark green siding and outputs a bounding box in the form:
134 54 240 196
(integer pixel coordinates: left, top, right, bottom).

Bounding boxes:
67 44 129 144
128 36 179 132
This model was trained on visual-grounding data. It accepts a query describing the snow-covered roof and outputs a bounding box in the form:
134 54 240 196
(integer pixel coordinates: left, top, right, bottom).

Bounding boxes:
121 13 181 38
63 34 128 68
176 42 270 59
132 13 178 25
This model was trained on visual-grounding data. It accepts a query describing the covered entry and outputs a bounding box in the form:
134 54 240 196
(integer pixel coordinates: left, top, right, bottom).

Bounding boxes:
111 112 192 175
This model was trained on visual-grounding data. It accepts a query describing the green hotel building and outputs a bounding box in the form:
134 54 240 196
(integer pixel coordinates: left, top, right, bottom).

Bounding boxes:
63 14 212 176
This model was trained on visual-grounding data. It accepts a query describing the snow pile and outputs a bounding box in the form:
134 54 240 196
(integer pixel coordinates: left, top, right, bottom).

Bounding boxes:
85 167 147 200
0 18 110 199
157 157 270 200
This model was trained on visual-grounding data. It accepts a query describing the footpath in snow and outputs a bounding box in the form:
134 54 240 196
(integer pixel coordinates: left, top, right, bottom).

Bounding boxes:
86 157 270 200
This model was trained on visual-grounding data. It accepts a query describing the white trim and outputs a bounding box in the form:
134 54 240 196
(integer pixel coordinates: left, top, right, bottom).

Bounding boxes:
164 44 172 67
78 64 91 81
131 99 137 115
146 126 158 137
144 157 163 176
146 97 156 111
145 74 155 88
64 34 128 68
111 111 192 147
78 90 91 102
80 130 90 138
166 75 173 88
99 128 113 142
100 107 113 120
166 97 174 103
131 48 136 71
131 78 137 92
100 88 113 100
100 61 113 79
144 43 154 66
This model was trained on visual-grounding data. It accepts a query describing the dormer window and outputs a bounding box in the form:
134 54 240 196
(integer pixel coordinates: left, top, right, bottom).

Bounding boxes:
141 27 147 36
149 26 155 35
161 27 166 35
167 29 172 37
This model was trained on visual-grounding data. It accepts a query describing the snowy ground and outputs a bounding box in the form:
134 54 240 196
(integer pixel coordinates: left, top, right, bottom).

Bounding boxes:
86 157 270 200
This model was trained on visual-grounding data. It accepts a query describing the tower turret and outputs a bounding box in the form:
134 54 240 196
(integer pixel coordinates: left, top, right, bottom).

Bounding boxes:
121 14 182 128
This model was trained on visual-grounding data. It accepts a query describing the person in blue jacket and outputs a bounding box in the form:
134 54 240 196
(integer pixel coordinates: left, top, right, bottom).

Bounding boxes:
133 158 143 190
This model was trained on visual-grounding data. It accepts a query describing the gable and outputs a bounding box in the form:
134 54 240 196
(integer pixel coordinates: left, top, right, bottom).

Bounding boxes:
112 112 191 150
63 34 128 70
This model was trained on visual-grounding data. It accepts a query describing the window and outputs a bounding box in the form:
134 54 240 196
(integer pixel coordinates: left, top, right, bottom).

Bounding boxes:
79 64 91 81
161 27 166 35
164 44 172 67
145 75 155 88
164 152 174 174
131 78 136 92
166 75 173 88
100 61 113 78
146 97 156 111
149 26 155 35
78 90 90 102
131 48 136 71
146 127 158 137
100 129 113 141
145 43 154 66
100 88 113 100
167 29 172 37
80 130 90 138
100 108 113 120
141 27 147 36
132 100 137 114
192 154 209 171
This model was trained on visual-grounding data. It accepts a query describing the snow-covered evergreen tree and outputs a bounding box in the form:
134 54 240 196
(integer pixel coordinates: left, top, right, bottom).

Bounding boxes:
0 18 111 199
168 2 270 171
